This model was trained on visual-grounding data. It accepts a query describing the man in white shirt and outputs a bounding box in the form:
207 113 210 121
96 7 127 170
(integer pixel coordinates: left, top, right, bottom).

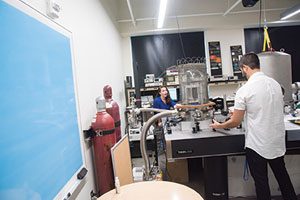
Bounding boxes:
210 53 297 200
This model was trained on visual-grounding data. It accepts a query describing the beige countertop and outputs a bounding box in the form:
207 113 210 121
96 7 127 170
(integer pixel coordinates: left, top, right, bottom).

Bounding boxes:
98 181 203 200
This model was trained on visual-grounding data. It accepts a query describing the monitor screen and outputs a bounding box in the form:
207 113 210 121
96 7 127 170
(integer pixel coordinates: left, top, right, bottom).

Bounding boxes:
168 88 178 101
141 95 154 103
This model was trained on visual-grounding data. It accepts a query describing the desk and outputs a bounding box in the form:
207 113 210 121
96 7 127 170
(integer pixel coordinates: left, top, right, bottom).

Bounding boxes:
166 118 300 160
98 181 203 200
165 117 300 199
166 128 245 160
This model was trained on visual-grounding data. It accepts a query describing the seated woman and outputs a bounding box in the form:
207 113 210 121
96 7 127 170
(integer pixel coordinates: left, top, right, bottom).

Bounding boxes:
153 86 176 109
152 86 177 151
153 86 177 124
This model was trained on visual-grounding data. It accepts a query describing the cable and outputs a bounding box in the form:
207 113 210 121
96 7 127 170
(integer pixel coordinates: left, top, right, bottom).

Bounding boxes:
259 0 263 46
176 16 187 58
172 0 187 58
243 158 249 181
263 0 266 24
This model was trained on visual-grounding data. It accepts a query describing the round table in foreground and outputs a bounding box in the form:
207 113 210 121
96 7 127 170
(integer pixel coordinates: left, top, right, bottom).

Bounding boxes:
98 181 203 200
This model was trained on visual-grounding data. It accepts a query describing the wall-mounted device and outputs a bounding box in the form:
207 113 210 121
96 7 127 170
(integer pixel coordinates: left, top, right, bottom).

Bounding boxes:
125 76 133 88
46 0 60 19
242 0 259 7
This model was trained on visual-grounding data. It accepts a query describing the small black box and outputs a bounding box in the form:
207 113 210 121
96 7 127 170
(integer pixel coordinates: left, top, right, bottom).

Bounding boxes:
242 0 259 7
77 167 88 180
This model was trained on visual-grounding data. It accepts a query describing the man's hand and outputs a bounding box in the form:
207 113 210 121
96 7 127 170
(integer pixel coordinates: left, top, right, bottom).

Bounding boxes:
210 109 245 130
210 119 222 129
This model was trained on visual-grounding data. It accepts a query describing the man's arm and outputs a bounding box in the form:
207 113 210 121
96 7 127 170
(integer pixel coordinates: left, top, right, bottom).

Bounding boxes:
210 109 245 129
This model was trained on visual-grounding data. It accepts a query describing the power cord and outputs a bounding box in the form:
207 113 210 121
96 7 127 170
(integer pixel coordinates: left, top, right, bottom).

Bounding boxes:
243 158 249 181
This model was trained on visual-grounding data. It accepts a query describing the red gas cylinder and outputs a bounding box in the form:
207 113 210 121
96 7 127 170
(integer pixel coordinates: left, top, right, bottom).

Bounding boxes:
103 85 121 142
92 97 116 196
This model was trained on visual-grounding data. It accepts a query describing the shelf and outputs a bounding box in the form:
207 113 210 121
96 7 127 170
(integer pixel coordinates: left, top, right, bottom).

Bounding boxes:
140 85 179 91
140 87 159 92
208 80 246 86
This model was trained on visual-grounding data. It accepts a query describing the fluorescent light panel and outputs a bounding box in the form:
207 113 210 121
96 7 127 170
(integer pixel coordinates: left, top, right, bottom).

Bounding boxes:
280 3 300 20
157 0 168 28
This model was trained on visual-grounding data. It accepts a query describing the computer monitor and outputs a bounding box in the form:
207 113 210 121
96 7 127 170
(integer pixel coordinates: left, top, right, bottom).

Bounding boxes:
168 88 178 101
141 95 153 103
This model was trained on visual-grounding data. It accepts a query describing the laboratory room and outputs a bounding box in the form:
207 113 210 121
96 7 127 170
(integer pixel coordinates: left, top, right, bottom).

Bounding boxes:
2 0 300 200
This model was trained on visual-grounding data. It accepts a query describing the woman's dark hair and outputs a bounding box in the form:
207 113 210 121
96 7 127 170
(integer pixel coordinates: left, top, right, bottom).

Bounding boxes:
239 52 260 70
157 86 171 105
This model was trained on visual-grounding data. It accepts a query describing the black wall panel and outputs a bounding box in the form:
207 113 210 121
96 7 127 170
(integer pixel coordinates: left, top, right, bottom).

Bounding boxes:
131 32 205 92
244 26 300 82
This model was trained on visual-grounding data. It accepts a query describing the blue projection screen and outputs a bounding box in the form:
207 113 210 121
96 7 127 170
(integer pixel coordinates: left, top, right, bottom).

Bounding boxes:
0 1 83 199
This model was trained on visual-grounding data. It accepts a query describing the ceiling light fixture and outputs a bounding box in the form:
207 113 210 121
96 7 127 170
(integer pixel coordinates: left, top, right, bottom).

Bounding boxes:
157 0 168 28
280 3 300 20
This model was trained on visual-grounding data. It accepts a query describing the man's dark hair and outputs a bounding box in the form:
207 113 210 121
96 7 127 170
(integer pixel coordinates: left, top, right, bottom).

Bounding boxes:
239 52 260 69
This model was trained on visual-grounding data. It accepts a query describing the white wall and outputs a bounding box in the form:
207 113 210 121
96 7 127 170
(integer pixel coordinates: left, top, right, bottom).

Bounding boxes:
205 28 245 76
122 37 134 87
208 83 242 99
205 28 245 97
15 0 126 199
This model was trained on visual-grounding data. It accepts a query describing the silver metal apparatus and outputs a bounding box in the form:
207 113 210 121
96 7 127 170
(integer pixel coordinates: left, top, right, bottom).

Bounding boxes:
127 104 180 180
127 96 168 129
178 63 209 105
139 104 216 180
127 98 170 142
127 97 139 129
140 109 179 180
177 62 212 131
292 82 300 96
258 51 293 106
128 102 172 130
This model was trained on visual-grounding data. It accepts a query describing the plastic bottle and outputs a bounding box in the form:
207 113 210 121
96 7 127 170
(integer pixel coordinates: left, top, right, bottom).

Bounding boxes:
115 176 120 194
